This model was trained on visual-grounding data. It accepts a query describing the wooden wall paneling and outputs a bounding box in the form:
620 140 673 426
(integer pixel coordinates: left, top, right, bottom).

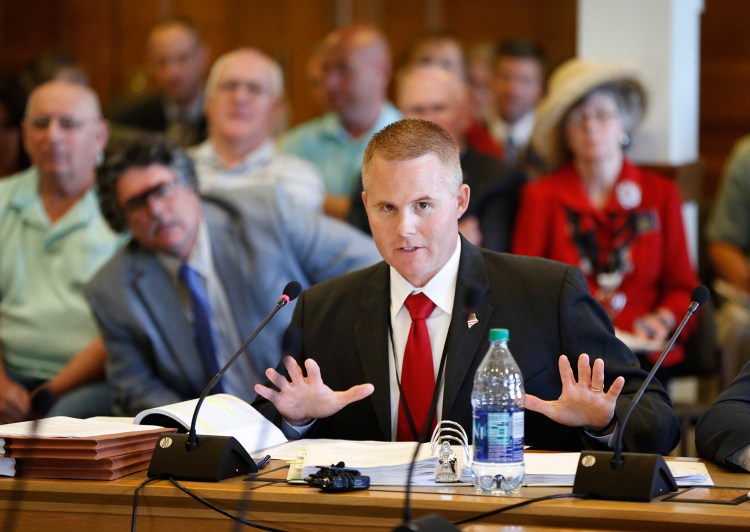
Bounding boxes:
56 0 115 111
0 0 62 73
700 0 750 199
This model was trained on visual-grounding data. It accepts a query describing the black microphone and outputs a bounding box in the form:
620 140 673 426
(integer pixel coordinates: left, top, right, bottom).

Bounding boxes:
147 281 302 482
573 285 710 501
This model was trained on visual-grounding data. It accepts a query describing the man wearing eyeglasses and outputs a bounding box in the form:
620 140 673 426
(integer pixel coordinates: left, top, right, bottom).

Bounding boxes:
85 135 380 416
0 79 122 423
189 48 325 212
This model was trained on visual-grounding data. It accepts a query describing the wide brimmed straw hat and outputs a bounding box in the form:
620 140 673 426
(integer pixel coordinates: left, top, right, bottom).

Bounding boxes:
531 58 648 172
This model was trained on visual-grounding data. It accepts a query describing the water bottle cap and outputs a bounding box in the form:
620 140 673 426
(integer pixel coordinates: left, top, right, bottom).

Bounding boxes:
489 328 509 342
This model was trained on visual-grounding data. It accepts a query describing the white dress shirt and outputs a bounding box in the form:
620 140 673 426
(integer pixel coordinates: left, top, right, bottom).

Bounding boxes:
158 217 250 399
387 236 462 439
190 139 325 212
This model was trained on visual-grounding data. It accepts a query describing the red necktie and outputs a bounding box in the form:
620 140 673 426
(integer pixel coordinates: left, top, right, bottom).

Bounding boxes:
397 292 437 441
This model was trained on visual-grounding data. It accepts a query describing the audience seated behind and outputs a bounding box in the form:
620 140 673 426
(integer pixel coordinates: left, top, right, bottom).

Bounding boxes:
706 134 750 382
0 80 121 423
512 58 699 384
348 64 525 252
188 48 325 212
280 24 401 220
86 134 380 417
107 17 209 148
488 39 546 172
400 29 502 159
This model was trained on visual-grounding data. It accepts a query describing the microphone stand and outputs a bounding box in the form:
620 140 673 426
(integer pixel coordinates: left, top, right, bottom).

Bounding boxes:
147 282 301 482
573 285 709 501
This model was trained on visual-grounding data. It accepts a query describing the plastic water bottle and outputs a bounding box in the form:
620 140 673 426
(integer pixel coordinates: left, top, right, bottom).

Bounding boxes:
471 328 525 494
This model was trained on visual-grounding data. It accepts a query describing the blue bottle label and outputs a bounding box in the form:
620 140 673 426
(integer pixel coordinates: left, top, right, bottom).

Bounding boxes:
473 408 524 463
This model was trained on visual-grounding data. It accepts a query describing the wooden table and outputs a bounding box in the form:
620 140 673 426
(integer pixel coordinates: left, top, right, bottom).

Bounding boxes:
1 459 749 531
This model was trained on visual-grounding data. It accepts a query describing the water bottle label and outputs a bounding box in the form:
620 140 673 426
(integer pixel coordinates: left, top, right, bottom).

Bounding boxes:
473 409 524 463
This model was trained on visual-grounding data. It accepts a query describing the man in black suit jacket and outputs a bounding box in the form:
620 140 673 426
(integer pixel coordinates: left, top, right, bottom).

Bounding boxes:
696 362 750 470
255 119 679 454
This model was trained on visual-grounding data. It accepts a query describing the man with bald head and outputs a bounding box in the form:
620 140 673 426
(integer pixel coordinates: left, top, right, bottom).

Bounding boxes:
282 24 401 219
0 80 122 422
190 48 324 211
110 17 210 147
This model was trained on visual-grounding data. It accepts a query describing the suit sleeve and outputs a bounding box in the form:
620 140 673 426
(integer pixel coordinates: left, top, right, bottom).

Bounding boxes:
696 362 750 470
273 187 381 283
558 265 680 454
85 283 183 416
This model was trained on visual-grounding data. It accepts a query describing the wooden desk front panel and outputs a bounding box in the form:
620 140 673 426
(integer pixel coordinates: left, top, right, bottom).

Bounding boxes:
1 461 749 531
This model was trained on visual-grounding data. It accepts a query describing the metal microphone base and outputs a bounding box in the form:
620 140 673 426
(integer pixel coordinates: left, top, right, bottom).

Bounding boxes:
573 450 677 501
394 514 459 531
147 433 257 482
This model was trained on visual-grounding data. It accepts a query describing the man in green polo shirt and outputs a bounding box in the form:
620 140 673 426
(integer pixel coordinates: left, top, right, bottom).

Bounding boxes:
0 79 122 423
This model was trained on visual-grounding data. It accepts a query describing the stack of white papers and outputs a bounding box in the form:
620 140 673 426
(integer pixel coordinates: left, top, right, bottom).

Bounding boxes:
301 440 472 486
277 440 714 488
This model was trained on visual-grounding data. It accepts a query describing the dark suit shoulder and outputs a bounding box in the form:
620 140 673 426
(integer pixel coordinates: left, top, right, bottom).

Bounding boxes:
299 261 387 304
107 95 166 130
478 249 580 293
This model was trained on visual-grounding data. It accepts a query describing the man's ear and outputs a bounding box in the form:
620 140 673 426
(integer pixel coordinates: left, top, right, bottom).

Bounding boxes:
456 183 470 218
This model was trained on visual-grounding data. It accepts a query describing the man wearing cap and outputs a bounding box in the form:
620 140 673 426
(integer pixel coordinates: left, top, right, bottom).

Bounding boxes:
255 118 679 455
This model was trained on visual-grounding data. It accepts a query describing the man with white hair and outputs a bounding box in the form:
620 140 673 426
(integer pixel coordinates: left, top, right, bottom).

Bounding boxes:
0 80 122 422
190 48 324 211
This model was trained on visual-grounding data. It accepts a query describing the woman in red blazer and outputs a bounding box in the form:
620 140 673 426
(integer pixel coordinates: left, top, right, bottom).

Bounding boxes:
512 59 697 371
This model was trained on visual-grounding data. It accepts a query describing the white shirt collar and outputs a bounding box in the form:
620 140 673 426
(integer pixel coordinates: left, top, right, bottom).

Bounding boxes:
191 138 275 174
389 236 461 319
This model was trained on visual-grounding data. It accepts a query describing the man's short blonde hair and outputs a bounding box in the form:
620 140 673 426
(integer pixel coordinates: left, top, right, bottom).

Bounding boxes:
362 118 462 192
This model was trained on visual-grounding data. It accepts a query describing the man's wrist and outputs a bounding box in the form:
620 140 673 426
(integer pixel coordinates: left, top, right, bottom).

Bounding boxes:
583 415 617 436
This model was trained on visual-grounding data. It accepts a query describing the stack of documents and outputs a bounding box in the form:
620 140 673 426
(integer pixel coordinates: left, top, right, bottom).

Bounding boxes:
283 440 714 488
0 417 169 480
301 440 472 486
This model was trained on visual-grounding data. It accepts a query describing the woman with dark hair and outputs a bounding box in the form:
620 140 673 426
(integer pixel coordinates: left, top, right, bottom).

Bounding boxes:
0 74 30 177
512 58 698 375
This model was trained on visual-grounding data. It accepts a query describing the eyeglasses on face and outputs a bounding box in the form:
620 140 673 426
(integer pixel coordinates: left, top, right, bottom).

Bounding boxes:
26 115 99 131
566 108 620 128
122 180 179 215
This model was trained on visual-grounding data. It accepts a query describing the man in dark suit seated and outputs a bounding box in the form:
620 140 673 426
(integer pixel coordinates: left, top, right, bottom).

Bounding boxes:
108 17 209 147
696 361 750 471
255 118 679 454
85 135 380 416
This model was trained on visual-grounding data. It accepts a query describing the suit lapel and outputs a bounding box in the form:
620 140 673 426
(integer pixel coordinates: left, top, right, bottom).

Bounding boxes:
442 240 494 416
354 264 392 440
132 252 207 391
204 202 254 335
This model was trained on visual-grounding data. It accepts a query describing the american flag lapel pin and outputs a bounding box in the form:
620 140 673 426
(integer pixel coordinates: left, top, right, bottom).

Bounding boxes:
467 313 478 329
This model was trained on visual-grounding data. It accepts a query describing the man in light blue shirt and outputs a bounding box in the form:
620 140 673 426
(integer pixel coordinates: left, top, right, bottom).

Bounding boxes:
281 24 401 220
0 80 121 423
